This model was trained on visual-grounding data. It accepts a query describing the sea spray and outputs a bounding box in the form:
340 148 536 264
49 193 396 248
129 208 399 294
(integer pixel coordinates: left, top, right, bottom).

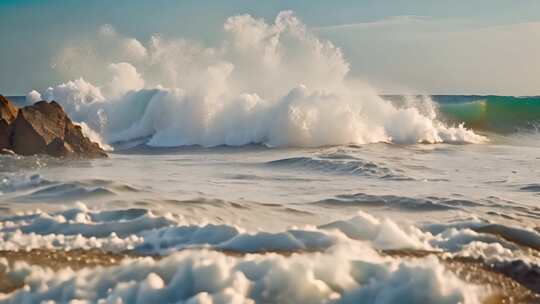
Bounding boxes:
29 11 485 147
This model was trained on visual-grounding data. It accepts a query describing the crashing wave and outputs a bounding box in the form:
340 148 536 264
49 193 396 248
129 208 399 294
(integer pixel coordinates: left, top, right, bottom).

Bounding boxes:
27 11 485 149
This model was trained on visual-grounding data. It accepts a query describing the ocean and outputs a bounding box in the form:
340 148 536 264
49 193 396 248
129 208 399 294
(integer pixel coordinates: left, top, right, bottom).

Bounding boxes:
0 94 539 303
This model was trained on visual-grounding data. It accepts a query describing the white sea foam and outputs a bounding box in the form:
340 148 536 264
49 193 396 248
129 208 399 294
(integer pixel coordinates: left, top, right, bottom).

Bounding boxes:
25 90 41 104
31 11 485 148
75 122 113 151
0 246 485 304
1 204 537 265
2 203 538 302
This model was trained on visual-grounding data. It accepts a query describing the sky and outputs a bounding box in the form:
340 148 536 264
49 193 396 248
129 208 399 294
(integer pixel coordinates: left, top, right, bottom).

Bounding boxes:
1 0 539 96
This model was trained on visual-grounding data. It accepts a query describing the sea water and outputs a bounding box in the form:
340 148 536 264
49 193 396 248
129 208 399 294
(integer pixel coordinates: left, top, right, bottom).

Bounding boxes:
0 10 539 303
0 124 539 303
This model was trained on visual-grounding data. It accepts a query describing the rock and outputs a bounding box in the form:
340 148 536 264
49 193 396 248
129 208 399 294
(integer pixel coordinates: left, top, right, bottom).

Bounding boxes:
45 137 75 158
64 123 107 158
0 95 17 123
0 96 18 150
0 119 11 150
11 101 67 155
7 100 107 158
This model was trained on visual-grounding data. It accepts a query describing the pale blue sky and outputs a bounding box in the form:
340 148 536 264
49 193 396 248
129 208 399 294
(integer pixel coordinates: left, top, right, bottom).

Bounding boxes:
1 0 540 95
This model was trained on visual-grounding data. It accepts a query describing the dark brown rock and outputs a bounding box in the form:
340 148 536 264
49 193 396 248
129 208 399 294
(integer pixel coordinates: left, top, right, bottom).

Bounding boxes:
0 119 11 150
11 101 67 155
45 137 75 158
0 96 18 150
0 95 17 123
9 100 107 158
64 123 107 158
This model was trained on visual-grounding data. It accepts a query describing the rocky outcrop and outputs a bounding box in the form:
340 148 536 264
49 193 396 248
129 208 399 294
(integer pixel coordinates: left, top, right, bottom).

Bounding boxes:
0 95 107 158
0 119 11 150
0 95 17 123
11 101 68 155
0 96 18 150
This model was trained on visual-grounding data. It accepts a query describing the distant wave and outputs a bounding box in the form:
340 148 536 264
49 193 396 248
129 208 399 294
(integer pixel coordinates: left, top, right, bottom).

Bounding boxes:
0 174 144 203
266 154 413 180
428 96 540 134
314 193 483 211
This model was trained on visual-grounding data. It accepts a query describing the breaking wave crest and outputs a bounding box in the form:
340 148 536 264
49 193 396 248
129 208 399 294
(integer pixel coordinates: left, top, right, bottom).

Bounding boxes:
27 11 485 149
2 203 539 260
435 96 540 133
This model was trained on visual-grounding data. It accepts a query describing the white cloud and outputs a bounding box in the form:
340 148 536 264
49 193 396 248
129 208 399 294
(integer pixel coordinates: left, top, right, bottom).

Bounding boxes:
314 15 431 31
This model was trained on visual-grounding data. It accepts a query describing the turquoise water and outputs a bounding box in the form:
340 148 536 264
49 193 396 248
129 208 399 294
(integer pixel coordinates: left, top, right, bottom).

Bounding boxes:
434 96 540 133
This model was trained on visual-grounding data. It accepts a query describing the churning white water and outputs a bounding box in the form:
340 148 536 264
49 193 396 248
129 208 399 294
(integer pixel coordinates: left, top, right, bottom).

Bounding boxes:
0 10 538 304
28 11 484 149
